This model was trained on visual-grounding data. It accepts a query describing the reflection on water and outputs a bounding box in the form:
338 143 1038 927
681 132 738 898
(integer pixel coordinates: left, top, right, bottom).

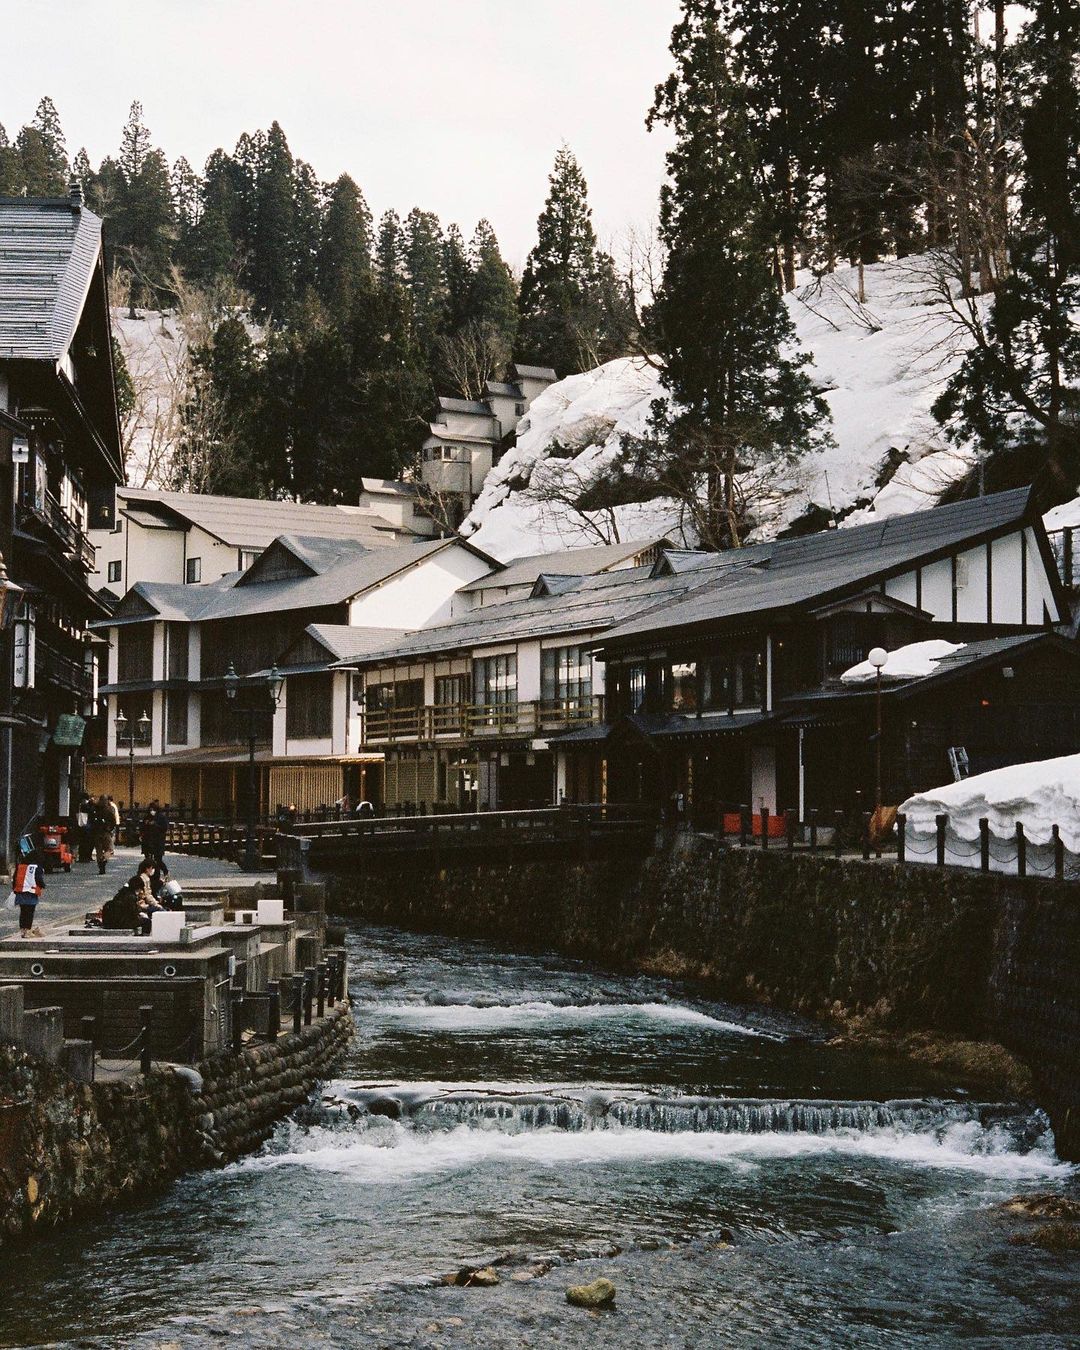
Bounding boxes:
3 923 1077 1349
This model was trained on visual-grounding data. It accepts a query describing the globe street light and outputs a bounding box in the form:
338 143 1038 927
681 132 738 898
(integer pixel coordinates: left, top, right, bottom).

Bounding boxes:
114 707 151 828
867 647 888 816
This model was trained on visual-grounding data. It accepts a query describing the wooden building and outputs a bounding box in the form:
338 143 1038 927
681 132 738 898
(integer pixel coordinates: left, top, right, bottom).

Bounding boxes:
0 187 123 858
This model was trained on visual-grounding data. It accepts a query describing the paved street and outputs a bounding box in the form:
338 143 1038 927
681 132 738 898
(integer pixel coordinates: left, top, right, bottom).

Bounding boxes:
2 847 247 938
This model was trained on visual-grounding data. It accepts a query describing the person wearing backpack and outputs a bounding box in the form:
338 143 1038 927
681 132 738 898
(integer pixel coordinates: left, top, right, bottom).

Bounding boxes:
7 854 45 938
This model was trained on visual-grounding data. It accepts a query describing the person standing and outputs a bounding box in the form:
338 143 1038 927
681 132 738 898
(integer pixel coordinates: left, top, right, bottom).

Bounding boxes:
8 854 45 938
92 795 115 875
75 794 93 862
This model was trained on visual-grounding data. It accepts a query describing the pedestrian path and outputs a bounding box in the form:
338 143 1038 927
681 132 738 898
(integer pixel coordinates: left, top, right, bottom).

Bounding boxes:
2 846 248 938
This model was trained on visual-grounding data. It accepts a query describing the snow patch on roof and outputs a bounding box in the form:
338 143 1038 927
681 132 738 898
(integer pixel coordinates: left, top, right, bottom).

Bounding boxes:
841 640 965 684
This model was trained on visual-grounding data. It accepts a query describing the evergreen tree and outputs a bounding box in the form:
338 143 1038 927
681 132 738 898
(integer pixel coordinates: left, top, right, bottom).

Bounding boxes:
70 147 92 193
933 0 1080 497
403 207 447 354
31 96 68 188
442 223 473 333
185 149 242 282
250 121 297 316
292 158 323 301
468 219 518 353
517 146 606 375
0 125 18 195
317 174 372 317
171 156 201 233
643 0 831 547
375 209 404 289
119 101 152 182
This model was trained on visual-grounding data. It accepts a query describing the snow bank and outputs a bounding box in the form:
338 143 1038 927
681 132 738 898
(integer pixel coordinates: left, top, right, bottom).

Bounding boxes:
462 255 984 559
900 753 1080 875
840 639 964 685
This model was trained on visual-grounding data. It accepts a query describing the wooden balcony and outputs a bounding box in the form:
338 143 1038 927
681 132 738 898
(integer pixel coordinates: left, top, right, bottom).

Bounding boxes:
20 488 96 571
362 696 606 745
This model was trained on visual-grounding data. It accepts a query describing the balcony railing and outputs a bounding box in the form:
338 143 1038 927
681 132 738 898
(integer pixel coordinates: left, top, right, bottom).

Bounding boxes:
20 488 96 571
36 640 92 697
362 696 605 745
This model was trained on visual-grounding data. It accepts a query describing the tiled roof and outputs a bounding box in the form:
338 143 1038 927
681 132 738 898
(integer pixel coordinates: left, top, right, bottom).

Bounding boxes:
116 487 414 549
304 624 409 662
511 363 558 381
459 539 667 594
437 396 496 418
101 537 474 627
601 489 1036 646
0 196 103 363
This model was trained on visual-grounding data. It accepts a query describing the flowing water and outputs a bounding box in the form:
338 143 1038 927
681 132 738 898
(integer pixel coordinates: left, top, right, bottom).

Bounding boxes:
4 923 1079 1348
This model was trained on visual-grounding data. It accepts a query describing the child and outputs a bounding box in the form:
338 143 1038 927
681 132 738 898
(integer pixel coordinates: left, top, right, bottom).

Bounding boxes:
9 854 45 938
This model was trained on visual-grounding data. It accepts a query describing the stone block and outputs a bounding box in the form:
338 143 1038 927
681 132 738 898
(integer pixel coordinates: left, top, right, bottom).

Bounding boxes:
22 1006 64 1063
0 984 24 1045
59 1038 95 1084
150 911 185 942
257 898 284 925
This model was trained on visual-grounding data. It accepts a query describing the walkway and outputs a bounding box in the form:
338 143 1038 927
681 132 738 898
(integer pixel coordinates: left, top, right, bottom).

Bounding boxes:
2 846 248 938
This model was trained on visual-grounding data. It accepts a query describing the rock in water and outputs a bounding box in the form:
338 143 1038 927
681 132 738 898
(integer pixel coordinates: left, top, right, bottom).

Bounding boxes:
566 1278 616 1308
465 1266 500 1287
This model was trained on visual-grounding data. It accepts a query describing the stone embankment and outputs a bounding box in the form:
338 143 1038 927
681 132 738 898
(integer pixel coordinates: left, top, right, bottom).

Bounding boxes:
0 1004 352 1242
324 828 1080 1159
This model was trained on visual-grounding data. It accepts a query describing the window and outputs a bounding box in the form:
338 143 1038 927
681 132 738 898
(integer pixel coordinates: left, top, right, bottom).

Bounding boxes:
107 560 122 584
117 625 153 682
185 557 202 584
365 679 423 713
435 674 470 706
703 647 764 711
111 517 123 535
473 653 517 707
166 623 188 681
286 673 333 739
515 402 525 416
670 661 698 712
541 646 592 706
240 550 260 570
166 691 188 745
627 664 647 713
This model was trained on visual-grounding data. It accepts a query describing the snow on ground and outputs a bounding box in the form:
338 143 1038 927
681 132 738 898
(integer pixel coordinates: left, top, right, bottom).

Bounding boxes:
900 753 1080 874
840 640 965 685
463 256 983 559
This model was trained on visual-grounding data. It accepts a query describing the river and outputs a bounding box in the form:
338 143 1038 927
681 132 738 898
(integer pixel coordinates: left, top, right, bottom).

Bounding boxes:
4 922 1078 1348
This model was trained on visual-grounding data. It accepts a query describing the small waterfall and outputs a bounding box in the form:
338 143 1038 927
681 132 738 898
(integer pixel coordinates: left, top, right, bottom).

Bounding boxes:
316 1085 1044 1148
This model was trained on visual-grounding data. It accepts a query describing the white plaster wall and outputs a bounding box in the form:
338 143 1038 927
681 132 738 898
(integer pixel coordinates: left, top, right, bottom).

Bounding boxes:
884 571 919 608
349 545 491 628
957 543 987 622
1025 527 1059 622
518 641 541 701
991 532 1024 623
919 558 954 620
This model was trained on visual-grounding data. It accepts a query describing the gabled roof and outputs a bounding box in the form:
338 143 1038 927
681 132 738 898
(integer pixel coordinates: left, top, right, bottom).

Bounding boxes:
511 363 558 382
360 477 418 499
459 538 670 594
101 536 494 628
303 624 410 663
437 396 497 419
601 488 1044 648
484 381 524 399
113 487 415 550
0 195 103 364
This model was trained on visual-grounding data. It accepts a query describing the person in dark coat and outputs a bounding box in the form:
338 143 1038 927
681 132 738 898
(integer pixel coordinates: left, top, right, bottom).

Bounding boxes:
101 881 141 932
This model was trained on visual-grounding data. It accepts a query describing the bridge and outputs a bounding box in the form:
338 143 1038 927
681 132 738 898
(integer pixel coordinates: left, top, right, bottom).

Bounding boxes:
273 803 660 872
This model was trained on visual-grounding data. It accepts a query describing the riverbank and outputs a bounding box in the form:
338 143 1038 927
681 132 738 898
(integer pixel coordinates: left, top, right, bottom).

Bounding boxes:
0 1002 352 1241
323 829 1080 1158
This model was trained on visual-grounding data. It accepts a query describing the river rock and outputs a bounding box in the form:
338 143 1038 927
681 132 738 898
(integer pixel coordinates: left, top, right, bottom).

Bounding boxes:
1002 1193 1080 1221
465 1266 500 1286
1009 1221 1080 1251
566 1277 616 1308
365 1095 403 1120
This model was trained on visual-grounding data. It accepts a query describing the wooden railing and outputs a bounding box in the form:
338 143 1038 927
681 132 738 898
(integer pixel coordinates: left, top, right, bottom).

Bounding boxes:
362 696 606 744
276 801 657 869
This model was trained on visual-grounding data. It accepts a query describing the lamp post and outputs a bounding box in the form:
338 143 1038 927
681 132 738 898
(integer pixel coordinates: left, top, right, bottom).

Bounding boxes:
867 647 888 817
226 661 285 872
114 708 151 825
0 551 24 871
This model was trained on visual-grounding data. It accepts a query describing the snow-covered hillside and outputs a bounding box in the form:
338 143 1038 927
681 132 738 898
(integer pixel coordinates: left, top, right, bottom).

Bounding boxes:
461 256 983 559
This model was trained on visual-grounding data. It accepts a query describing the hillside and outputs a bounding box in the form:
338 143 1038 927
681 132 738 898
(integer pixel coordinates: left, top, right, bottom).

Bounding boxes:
461 256 985 559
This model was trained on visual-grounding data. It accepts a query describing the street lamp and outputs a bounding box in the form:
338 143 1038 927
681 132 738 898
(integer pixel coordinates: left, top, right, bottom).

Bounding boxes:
867 646 888 817
115 708 151 829
226 661 285 871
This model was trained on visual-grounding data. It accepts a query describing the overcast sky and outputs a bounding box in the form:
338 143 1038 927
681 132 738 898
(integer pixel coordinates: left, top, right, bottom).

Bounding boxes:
5 0 682 268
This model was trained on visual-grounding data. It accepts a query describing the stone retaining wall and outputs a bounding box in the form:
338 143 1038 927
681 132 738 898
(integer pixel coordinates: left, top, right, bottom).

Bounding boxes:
325 830 1080 1159
0 1004 353 1243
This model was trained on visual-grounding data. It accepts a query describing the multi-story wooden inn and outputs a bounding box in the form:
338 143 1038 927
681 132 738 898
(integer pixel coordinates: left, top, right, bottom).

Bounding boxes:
335 488 1080 818
0 188 123 856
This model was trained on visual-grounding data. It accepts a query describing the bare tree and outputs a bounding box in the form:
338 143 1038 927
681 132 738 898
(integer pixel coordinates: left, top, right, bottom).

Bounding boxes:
436 320 509 401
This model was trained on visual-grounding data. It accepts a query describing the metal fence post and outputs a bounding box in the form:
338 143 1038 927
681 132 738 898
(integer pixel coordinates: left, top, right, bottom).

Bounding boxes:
1053 823 1064 881
231 988 245 1054
139 1004 153 1076
292 974 303 1034
979 818 990 873
304 967 315 1026
317 962 327 1019
267 981 281 1038
896 813 906 864
1016 821 1026 878
935 814 948 867
326 956 337 1008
